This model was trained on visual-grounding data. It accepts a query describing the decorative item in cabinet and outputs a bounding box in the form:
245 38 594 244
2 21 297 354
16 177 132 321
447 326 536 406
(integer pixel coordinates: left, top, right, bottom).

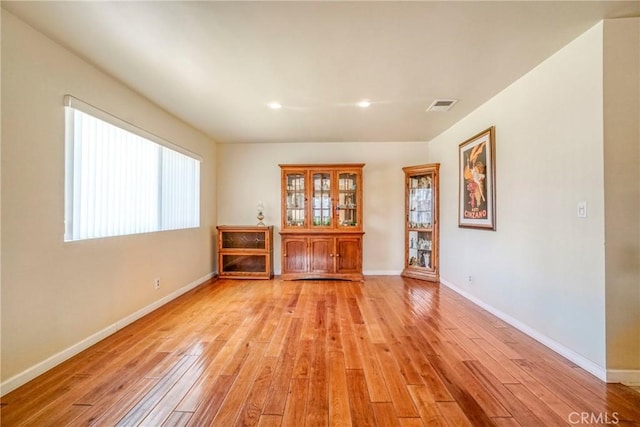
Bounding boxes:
279 164 364 281
402 164 439 282
217 225 273 279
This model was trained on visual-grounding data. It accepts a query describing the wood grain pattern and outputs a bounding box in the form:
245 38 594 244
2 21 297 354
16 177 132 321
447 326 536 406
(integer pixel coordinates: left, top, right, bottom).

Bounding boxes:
2 276 639 426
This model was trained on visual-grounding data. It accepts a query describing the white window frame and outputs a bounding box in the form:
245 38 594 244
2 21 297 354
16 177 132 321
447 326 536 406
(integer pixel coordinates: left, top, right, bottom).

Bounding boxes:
64 95 201 241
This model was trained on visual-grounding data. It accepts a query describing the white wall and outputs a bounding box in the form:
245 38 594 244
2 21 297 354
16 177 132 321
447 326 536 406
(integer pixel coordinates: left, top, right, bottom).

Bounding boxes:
1 11 217 390
217 141 427 274
428 23 607 372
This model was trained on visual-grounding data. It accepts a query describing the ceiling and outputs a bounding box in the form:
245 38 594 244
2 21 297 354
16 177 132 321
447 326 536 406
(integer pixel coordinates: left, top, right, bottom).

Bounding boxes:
3 1 638 144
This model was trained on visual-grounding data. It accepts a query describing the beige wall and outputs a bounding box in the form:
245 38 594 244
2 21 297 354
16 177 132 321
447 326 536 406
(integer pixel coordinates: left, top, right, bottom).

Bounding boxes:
428 23 607 370
1 12 217 387
217 141 427 274
603 18 640 374
2 8 637 394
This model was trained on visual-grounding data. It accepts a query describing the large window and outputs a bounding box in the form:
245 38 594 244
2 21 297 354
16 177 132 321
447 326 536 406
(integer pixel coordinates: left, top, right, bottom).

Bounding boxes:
64 96 200 241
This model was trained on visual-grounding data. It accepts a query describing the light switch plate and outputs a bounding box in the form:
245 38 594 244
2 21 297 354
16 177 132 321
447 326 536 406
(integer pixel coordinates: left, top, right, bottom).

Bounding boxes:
577 201 587 218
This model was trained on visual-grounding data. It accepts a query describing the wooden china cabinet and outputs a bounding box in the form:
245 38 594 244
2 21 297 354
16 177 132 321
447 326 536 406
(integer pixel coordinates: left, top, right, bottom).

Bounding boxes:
401 164 440 282
279 164 364 281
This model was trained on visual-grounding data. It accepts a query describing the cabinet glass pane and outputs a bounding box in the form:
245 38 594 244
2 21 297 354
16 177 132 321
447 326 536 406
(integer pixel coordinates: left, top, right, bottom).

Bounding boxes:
222 255 266 273
285 173 306 227
312 173 332 227
221 231 266 249
408 173 433 229
338 172 358 227
408 230 433 269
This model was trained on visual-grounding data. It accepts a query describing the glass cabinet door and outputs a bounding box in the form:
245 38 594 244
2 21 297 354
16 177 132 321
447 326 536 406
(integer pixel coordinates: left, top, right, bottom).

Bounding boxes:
221 231 267 250
337 172 359 228
285 172 306 227
407 172 435 271
221 254 267 273
312 172 332 227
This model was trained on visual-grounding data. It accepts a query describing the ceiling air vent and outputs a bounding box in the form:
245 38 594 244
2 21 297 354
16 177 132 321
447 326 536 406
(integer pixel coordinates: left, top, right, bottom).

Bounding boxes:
426 99 458 112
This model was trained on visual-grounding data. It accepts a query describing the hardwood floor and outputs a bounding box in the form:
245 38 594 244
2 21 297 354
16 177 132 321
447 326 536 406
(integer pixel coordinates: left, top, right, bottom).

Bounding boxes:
2 276 639 426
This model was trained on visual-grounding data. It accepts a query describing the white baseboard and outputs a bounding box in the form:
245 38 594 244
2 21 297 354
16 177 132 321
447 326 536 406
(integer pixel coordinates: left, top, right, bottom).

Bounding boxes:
607 370 640 386
439 277 608 382
272 270 402 277
364 270 403 276
0 272 215 397
115 272 215 330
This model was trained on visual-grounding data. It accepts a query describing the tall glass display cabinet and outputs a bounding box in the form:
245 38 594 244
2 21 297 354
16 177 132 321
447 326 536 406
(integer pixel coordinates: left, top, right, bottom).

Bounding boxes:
280 163 364 281
402 164 440 282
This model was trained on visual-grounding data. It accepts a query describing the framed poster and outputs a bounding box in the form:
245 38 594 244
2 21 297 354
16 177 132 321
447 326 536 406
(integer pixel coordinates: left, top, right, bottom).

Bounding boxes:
458 126 496 230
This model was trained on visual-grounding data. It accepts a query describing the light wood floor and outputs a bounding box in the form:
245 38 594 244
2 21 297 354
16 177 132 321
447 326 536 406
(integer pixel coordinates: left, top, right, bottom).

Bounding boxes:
2 276 639 426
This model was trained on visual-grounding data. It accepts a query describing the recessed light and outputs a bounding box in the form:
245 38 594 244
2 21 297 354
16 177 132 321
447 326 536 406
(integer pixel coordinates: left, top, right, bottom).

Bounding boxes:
268 102 282 110
357 100 371 108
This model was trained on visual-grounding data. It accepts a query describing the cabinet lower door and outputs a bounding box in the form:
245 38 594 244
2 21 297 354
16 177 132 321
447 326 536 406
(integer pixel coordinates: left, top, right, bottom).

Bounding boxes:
335 237 362 274
308 237 334 273
282 238 307 274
